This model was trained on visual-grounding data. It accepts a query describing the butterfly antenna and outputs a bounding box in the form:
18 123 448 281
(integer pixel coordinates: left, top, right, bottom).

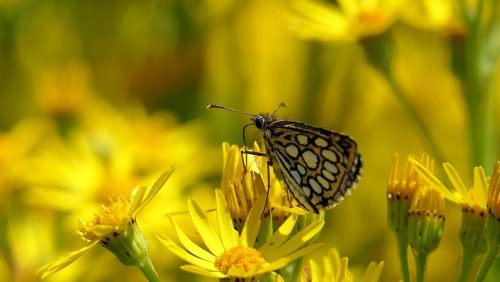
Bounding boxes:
207 104 258 117
272 102 288 115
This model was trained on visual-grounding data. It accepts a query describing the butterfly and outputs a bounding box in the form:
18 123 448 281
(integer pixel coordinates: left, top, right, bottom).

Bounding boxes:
207 103 362 213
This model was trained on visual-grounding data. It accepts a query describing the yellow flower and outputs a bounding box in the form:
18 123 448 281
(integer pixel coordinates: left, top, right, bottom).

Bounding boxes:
36 167 176 279
220 142 306 223
291 0 401 42
408 186 445 282
409 159 491 281
387 154 434 233
408 185 445 246
387 154 434 282
159 189 324 280
26 99 216 212
300 248 384 282
409 158 487 215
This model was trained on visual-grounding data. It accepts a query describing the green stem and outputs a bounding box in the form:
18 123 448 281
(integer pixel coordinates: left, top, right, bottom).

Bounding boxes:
415 251 428 282
456 248 476 282
397 234 410 282
361 32 445 164
278 257 303 282
459 0 496 170
138 257 160 282
474 245 498 282
384 73 446 165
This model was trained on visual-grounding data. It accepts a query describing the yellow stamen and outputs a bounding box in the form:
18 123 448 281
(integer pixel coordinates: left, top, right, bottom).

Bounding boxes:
215 246 265 275
79 194 131 241
93 194 130 226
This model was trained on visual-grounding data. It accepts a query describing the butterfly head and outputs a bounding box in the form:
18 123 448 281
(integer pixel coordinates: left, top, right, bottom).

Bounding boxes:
252 113 277 130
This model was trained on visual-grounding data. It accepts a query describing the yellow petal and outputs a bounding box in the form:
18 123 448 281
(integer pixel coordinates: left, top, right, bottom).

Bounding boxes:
338 0 360 17
339 257 351 282
157 236 218 271
387 154 400 187
361 261 384 282
271 204 308 215
36 241 98 279
291 0 351 41
188 198 225 256
215 189 239 249
271 272 285 282
131 166 177 216
226 262 262 278
409 158 458 202
309 258 321 282
241 194 266 247
180 264 227 278
265 243 323 271
258 214 298 254
84 224 114 237
167 216 217 262
443 163 473 205
473 166 488 208
129 185 147 217
265 220 324 261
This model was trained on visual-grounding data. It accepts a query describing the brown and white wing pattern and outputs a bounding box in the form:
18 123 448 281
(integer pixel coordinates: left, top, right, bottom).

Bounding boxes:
263 120 362 213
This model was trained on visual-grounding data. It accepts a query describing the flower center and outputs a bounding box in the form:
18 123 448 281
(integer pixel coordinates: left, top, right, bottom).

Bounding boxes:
78 194 131 241
215 246 265 275
358 11 385 27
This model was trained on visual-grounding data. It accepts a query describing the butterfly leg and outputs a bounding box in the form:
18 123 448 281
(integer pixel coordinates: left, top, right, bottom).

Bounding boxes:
264 158 273 215
241 123 255 172
240 150 268 170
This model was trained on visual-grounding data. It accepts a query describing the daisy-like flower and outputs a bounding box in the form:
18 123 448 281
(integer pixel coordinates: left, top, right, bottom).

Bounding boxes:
159 189 324 281
291 0 401 42
300 248 384 282
36 167 176 281
220 142 307 224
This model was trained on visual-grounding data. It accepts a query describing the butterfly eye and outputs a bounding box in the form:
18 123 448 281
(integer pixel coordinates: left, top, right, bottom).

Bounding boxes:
254 116 265 129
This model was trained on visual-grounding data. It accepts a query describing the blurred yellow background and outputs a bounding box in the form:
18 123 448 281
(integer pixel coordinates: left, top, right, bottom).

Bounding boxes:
0 0 499 281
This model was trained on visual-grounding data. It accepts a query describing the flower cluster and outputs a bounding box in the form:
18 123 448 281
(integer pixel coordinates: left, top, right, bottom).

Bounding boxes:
388 156 500 282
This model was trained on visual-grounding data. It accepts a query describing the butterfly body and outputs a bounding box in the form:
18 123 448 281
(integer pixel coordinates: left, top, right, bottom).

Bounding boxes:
208 104 362 213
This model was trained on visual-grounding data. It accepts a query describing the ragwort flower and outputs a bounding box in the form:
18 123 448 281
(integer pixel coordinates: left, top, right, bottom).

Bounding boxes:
220 142 306 224
36 167 176 281
159 189 324 281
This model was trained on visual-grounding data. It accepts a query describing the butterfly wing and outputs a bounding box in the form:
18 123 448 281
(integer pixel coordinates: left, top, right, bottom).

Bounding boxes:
263 120 362 213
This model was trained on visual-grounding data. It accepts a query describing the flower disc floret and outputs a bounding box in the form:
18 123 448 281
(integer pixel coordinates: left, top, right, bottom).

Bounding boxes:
215 246 265 274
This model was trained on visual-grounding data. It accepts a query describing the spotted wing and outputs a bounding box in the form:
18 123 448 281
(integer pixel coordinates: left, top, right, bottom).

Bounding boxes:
263 120 362 213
